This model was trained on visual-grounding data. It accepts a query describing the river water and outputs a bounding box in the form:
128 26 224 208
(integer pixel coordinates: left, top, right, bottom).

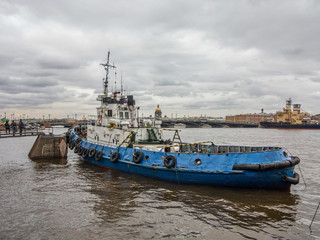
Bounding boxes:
0 128 319 239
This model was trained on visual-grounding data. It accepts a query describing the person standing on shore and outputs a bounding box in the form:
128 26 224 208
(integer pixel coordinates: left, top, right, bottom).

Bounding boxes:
5 120 10 134
19 119 24 135
11 120 17 136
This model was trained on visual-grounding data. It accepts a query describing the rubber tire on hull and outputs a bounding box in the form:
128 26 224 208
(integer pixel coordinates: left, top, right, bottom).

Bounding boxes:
82 148 89 158
69 141 75 150
110 152 120 162
164 155 176 168
78 147 84 156
74 145 80 153
95 151 103 161
88 148 96 158
133 151 144 163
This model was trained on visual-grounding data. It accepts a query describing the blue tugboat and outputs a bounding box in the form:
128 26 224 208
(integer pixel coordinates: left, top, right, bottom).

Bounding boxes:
68 52 300 189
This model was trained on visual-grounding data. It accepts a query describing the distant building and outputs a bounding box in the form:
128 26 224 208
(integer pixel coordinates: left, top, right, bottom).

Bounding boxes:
155 105 162 119
226 110 274 124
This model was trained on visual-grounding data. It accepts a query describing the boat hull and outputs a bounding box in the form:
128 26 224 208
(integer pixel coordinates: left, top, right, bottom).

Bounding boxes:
83 158 294 189
69 131 298 189
260 121 320 129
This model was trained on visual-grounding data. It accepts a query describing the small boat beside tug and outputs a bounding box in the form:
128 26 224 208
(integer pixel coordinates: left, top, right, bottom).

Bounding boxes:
68 52 300 189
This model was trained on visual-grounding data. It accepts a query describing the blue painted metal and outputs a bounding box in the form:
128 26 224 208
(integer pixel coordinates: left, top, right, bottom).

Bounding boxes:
70 130 296 189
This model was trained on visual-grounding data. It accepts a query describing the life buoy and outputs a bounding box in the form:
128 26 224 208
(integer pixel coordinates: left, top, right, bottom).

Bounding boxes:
95 151 103 161
98 118 102 126
110 152 120 162
133 151 144 163
164 155 176 168
88 148 96 158
82 148 89 158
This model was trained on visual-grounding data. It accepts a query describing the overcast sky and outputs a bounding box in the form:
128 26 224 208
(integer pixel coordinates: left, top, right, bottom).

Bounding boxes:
1 0 320 120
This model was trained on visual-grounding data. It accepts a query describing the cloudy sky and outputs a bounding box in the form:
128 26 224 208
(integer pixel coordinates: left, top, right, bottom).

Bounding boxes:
1 0 320 120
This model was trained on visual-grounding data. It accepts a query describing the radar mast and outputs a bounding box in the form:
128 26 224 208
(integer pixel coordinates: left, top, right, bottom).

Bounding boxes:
100 51 116 95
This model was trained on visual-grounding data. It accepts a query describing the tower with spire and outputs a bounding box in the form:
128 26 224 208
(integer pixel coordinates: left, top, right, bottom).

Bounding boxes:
155 104 162 119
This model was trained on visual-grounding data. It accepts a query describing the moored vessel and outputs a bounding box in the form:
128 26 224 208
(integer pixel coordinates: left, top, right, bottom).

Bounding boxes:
68 52 300 189
260 98 320 129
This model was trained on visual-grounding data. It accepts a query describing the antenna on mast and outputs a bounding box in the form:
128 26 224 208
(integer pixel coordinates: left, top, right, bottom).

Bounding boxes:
121 71 123 94
114 66 117 92
100 50 116 95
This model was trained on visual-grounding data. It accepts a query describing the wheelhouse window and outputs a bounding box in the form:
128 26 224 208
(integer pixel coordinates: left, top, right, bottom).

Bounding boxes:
108 110 112 117
119 112 124 119
125 112 129 119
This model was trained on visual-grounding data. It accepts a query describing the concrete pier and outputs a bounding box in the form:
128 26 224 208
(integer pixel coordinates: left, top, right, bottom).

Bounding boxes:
0 129 43 138
28 135 68 160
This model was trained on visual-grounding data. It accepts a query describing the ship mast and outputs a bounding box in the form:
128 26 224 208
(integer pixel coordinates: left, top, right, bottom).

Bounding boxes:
100 51 116 95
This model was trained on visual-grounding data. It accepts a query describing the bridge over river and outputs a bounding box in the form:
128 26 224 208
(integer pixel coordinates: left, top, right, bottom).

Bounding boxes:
41 119 258 128
160 119 258 128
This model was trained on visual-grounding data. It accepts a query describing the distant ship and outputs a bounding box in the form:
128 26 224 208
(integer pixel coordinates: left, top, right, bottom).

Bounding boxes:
260 98 320 129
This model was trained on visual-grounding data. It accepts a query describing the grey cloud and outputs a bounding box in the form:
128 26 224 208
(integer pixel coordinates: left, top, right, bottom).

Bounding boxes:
26 71 56 77
36 57 81 70
1 0 320 118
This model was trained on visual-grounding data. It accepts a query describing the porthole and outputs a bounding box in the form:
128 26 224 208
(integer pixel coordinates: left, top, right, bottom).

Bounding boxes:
194 158 201 165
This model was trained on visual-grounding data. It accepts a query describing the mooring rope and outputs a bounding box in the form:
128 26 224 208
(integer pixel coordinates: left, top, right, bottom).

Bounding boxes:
284 147 307 188
297 163 307 188
309 201 320 229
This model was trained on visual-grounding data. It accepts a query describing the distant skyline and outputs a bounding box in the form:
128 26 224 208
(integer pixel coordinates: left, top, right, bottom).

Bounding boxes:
1 0 320 119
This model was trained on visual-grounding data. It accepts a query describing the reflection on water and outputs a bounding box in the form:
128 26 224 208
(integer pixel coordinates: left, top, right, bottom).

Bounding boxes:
0 128 319 239
31 157 68 166
76 160 301 239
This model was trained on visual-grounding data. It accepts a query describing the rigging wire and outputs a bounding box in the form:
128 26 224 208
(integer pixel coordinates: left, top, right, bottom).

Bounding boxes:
309 201 320 230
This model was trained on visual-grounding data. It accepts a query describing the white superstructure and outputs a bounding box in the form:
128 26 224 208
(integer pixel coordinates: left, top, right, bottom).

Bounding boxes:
86 51 162 147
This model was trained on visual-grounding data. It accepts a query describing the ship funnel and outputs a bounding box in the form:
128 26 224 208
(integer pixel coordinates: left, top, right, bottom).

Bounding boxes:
293 104 301 114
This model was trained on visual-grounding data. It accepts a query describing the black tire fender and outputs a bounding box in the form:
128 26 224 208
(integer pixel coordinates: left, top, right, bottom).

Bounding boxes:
69 141 75 150
88 148 96 158
74 145 80 153
78 147 84 155
164 155 176 168
95 151 103 161
110 152 120 162
133 151 144 163
82 148 89 158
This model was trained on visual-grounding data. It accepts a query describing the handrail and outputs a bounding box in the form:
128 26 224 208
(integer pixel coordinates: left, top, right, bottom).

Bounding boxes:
162 140 214 149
